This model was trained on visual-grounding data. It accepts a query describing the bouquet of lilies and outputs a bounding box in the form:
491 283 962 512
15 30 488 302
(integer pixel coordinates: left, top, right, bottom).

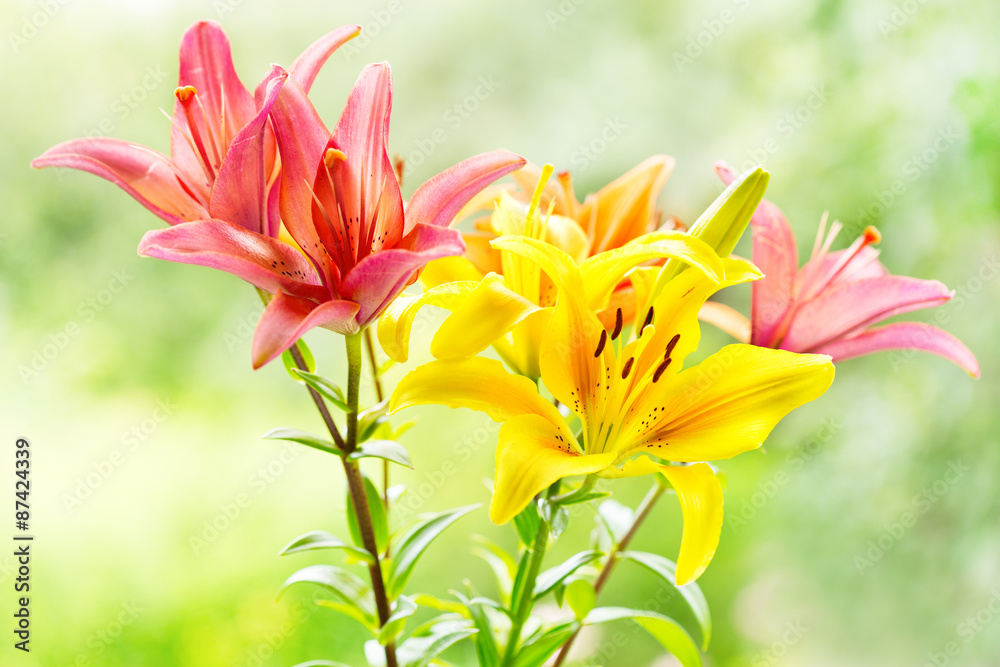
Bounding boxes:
34 21 979 667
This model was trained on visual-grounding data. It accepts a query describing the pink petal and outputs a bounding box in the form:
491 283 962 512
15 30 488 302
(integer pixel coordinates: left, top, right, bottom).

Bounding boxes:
170 21 255 181
252 291 361 368
31 138 208 225
270 74 338 284
800 246 888 289
782 276 954 352
405 151 526 232
815 322 980 378
209 68 287 236
715 161 797 347
340 223 465 327
288 24 362 93
138 219 326 300
330 63 405 256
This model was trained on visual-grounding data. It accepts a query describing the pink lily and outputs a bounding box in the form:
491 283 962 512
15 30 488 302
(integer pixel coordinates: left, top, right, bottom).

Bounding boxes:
139 63 525 368
706 161 979 377
31 20 361 234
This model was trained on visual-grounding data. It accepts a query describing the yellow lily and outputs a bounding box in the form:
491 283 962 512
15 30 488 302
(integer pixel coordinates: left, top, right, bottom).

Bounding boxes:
389 238 835 584
379 165 720 379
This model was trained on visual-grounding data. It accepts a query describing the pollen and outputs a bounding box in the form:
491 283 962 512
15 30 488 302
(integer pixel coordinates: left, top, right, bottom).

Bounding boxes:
621 357 634 379
862 226 882 245
652 358 672 383
594 330 608 357
324 148 347 168
641 307 654 332
665 333 681 358
611 307 623 341
174 85 197 103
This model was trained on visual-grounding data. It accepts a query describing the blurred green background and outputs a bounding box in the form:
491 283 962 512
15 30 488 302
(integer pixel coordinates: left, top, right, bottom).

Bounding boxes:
2 0 998 665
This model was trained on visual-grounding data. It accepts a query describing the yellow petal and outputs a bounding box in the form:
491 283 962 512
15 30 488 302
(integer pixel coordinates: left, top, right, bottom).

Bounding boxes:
491 414 616 524
658 462 724 585
698 301 751 343
377 281 477 362
543 213 591 264
490 235 582 295
580 155 674 253
389 357 569 434
633 344 834 462
431 273 542 360
419 256 484 289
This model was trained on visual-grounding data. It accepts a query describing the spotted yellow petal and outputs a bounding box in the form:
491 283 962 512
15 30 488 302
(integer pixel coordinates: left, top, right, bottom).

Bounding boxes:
491 414 616 524
431 273 542 360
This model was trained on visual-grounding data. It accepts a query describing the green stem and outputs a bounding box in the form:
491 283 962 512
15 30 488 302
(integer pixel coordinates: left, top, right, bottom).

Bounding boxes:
363 328 391 554
344 332 363 453
551 481 665 667
501 484 558 667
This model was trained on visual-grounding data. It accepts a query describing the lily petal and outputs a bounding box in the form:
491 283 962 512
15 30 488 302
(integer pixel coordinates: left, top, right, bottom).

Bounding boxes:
420 255 486 288
209 68 287 235
491 414 616 524
715 161 797 347
658 463 724 585
581 155 674 253
406 151 527 232
252 290 361 368
31 138 207 225
634 344 834 462
288 24 362 93
389 357 568 432
698 301 752 343
340 222 466 327
431 273 543 361
815 322 980 378
377 281 478 363
138 219 326 300
782 276 954 353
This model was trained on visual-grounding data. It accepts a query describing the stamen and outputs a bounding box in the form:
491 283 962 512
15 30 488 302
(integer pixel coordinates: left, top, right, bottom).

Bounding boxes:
621 357 634 379
174 85 217 181
594 330 607 357
611 308 623 341
665 333 681 358
652 358 672 383
641 307 654 332
324 148 347 168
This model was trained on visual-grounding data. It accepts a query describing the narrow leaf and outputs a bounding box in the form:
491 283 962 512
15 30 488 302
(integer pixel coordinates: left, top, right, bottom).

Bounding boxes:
533 551 603 600
378 595 418 645
278 564 375 618
346 475 389 555
400 627 478 667
282 340 316 378
387 505 478 599
565 579 596 620
512 621 580 667
619 550 712 649
262 427 341 455
292 368 349 411
584 607 703 667
347 439 413 468
279 529 374 564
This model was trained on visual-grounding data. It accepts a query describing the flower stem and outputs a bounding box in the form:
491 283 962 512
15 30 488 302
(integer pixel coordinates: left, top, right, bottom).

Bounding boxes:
290 339 398 667
363 328 391 554
500 484 558 667
551 481 665 667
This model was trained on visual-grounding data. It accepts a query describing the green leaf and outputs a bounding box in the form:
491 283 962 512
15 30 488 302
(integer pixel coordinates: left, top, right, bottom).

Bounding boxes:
454 592 500 667
411 594 469 616
596 499 634 545
358 399 390 443
533 551 602 599
346 475 389 555
291 368 349 411
378 595 418 645
512 501 541 549
387 505 478 599
512 621 579 667
291 661 353 667
584 607 703 667
282 340 315 378
564 579 596 620
278 564 376 619
315 599 379 631
619 551 712 649
262 427 341 455
278 530 374 564
347 439 413 469
399 625 478 667
470 535 517 605
558 490 611 506
654 165 769 293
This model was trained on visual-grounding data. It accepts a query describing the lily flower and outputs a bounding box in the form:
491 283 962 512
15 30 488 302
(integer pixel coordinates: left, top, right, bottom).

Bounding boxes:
705 162 980 377
389 237 835 584
31 20 361 232
138 63 525 368
378 166 723 379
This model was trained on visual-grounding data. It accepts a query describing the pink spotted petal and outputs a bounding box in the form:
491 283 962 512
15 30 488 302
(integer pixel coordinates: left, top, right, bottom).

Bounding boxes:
209 68 287 236
138 219 326 301
815 322 980 378
170 21 256 182
405 151 526 232
340 223 466 327
252 291 361 368
715 161 797 347
330 63 405 254
288 24 362 93
31 138 208 225
782 275 954 352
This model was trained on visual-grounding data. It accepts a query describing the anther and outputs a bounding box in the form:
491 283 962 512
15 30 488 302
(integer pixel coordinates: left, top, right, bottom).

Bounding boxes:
611 308 623 341
641 307 654 332
665 333 681 358
652 358 672 383
621 357 634 379
174 85 197 103
324 148 347 168
594 330 607 357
